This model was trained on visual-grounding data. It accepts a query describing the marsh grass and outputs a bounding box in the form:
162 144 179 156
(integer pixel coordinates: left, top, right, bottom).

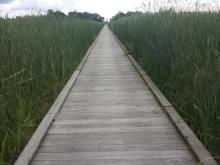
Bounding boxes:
0 15 103 164
110 11 220 159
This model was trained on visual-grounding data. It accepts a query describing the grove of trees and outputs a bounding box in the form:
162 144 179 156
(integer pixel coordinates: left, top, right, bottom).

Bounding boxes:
110 11 143 21
47 9 104 22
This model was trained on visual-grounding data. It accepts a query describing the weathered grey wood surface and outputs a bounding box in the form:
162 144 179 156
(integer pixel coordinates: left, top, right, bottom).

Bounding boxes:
28 25 211 165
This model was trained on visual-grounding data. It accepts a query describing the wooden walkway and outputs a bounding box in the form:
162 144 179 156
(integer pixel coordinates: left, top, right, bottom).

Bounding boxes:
16 25 217 165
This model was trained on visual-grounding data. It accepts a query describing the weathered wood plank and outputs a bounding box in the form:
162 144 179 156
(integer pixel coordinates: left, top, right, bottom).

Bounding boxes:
55 110 164 120
31 157 196 165
33 150 194 160
41 137 184 147
52 117 171 128
44 131 180 140
38 143 188 153
18 25 217 165
47 126 174 134
61 104 161 110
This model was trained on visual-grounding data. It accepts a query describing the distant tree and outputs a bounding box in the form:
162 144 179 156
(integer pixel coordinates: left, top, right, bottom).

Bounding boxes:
110 11 127 21
68 11 104 22
46 10 104 21
47 9 55 16
110 11 143 21
68 11 77 17
92 13 104 22
47 9 66 19
55 10 66 17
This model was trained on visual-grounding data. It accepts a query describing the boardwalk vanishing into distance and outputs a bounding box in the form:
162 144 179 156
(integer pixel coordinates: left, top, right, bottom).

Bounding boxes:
16 25 217 165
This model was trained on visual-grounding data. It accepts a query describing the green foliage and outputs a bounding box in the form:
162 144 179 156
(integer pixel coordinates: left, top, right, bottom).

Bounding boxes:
47 9 66 18
110 11 220 159
0 15 103 164
110 11 142 21
46 9 105 22
68 11 104 22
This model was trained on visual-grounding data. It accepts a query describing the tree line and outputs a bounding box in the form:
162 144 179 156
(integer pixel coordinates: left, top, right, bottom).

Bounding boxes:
47 10 104 22
110 11 143 21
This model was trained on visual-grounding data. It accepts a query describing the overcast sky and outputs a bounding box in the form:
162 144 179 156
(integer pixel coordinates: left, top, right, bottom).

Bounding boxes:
0 0 219 19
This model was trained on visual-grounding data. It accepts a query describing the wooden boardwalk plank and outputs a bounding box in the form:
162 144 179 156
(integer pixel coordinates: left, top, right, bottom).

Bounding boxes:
31 158 196 165
16 25 216 165
33 150 194 160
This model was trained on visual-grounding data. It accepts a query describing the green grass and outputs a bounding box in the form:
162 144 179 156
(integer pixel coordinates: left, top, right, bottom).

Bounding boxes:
110 11 220 160
0 15 103 164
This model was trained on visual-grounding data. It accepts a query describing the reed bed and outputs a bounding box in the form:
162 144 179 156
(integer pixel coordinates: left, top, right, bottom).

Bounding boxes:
110 11 220 160
0 15 103 164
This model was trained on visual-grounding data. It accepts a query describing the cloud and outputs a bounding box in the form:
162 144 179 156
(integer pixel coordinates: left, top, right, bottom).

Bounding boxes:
139 0 220 12
0 0 13 4
74 0 143 19
0 0 76 17
0 0 219 19
11 0 61 11
0 0 143 19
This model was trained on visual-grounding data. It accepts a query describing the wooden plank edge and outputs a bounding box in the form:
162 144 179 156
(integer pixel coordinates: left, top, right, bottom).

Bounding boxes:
14 26 104 165
109 25 218 165
127 55 217 165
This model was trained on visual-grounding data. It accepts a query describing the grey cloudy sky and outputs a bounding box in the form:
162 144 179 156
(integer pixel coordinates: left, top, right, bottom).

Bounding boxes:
0 0 219 19
0 0 13 3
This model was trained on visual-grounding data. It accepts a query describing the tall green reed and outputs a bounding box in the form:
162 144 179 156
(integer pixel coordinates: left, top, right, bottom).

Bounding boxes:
110 11 220 159
0 15 103 164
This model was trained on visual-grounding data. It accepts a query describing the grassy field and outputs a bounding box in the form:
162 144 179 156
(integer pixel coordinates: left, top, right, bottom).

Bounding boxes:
110 11 220 159
0 15 103 164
